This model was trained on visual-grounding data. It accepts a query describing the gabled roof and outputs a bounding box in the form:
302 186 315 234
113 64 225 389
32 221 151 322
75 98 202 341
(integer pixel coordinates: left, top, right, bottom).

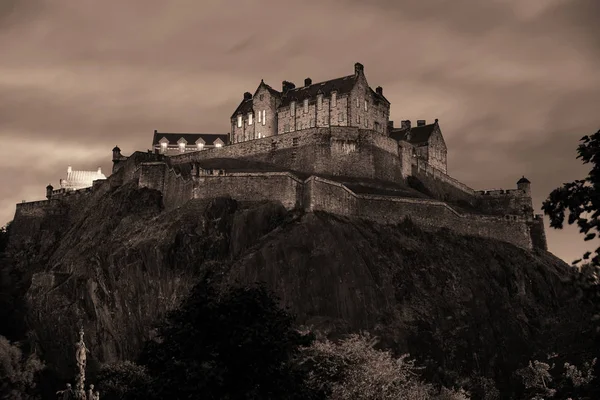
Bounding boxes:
231 99 254 118
369 87 390 105
279 74 357 107
152 132 229 147
390 121 440 145
231 80 282 119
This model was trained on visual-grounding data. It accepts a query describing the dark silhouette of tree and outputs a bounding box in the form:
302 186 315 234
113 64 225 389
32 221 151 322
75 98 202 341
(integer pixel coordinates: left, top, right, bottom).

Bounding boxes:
137 275 324 400
542 129 600 267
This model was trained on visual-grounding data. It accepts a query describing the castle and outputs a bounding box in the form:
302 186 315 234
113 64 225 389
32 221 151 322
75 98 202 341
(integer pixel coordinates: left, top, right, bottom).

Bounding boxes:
13 63 547 251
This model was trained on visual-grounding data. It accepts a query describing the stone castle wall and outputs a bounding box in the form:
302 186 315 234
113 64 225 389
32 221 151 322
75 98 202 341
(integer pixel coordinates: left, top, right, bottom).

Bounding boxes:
139 166 536 249
169 127 406 183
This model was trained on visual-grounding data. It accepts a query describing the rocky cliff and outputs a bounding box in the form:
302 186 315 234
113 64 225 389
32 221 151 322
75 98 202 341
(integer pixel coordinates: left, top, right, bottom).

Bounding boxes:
3 180 594 393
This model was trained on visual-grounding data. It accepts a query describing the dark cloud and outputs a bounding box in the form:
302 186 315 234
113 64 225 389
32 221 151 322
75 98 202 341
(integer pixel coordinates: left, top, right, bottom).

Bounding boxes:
0 0 598 264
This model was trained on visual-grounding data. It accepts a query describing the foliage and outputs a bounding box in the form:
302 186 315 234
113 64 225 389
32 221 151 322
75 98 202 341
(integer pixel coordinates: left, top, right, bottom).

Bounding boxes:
95 361 151 400
0 335 44 400
515 360 556 399
138 275 323 400
295 332 470 400
542 129 600 267
515 357 598 399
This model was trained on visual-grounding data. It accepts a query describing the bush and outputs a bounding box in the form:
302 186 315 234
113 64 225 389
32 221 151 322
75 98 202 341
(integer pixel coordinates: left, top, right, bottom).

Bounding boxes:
0 335 44 400
296 332 470 400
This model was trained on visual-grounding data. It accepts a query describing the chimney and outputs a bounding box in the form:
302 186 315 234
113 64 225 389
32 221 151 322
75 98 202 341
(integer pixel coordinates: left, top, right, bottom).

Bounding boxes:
97 167 102 174
417 120 426 127
282 81 296 92
304 77 312 86
376 86 383 95
387 120 394 129
354 62 364 75
402 120 411 130
67 165 72 174
243 92 252 100
354 63 365 75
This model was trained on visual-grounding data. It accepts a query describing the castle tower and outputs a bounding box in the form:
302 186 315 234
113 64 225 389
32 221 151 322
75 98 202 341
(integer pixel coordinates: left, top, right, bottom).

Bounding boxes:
46 184 53 199
112 145 122 162
517 176 531 197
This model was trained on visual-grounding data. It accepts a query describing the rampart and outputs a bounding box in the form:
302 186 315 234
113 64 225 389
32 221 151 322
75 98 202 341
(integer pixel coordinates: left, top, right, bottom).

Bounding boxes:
134 163 536 249
168 127 406 183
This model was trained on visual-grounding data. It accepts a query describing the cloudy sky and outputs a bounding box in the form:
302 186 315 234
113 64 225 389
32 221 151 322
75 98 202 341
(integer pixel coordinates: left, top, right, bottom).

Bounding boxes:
1 0 598 264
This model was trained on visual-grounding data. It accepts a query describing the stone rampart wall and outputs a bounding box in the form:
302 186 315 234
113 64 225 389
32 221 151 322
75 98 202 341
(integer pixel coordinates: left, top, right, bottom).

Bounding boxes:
193 172 304 210
305 176 532 249
412 159 476 196
167 127 406 182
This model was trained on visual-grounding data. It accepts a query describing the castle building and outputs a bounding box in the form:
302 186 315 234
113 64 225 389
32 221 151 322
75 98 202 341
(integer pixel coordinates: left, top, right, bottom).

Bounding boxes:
18 62 547 253
230 63 391 144
389 119 448 174
152 130 228 155
59 166 106 191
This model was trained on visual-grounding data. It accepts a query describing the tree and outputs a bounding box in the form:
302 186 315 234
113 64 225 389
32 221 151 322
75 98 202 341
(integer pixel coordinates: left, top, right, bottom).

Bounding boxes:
138 275 323 400
295 332 470 400
95 361 151 400
542 129 600 268
0 335 44 400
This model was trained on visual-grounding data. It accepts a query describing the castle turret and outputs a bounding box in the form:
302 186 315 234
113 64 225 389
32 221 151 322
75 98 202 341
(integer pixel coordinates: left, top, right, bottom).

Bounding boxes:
112 145 122 162
517 176 531 197
46 184 53 199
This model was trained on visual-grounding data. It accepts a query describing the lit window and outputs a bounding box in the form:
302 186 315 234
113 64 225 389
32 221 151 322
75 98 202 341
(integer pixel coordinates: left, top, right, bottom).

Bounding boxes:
331 92 337 107
258 132 262 138
364 100 368 111
356 98 359 108
160 142 167 154
258 110 261 123
197 143 204 150
317 95 322 110
179 143 186 153
356 115 360 124
215 143 222 148
237 115 242 128
248 113 253 125
304 99 308 113
259 94 264 101
262 110 266 125
291 102 296 116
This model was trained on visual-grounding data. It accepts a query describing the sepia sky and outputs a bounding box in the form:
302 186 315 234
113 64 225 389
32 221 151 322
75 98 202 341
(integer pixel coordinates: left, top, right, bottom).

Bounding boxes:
1 0 599 264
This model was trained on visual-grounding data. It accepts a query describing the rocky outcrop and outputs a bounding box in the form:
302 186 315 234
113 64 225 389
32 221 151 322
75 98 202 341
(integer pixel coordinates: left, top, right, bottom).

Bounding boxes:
5 181 593 391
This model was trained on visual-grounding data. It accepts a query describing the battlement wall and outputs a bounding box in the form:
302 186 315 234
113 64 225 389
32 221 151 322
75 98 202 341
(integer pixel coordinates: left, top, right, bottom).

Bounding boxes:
11 199 70 248
412 158 476 196
168 127 406 183
136 161 193 209
305 176 532 249
193 172 304 209
172 171 536 250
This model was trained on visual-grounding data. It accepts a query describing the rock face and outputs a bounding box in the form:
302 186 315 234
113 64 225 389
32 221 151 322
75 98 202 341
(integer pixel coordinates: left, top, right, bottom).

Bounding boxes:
5 181 592 390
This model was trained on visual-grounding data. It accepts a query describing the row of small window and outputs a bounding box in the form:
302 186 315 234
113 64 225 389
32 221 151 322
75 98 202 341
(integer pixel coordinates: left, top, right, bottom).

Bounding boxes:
237 110 266 128
159 142 222 153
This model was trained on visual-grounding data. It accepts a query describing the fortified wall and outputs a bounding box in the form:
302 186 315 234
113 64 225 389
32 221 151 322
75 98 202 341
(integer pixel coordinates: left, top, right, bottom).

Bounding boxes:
131 165 536 250
168 127 407 183
12 126 548 252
